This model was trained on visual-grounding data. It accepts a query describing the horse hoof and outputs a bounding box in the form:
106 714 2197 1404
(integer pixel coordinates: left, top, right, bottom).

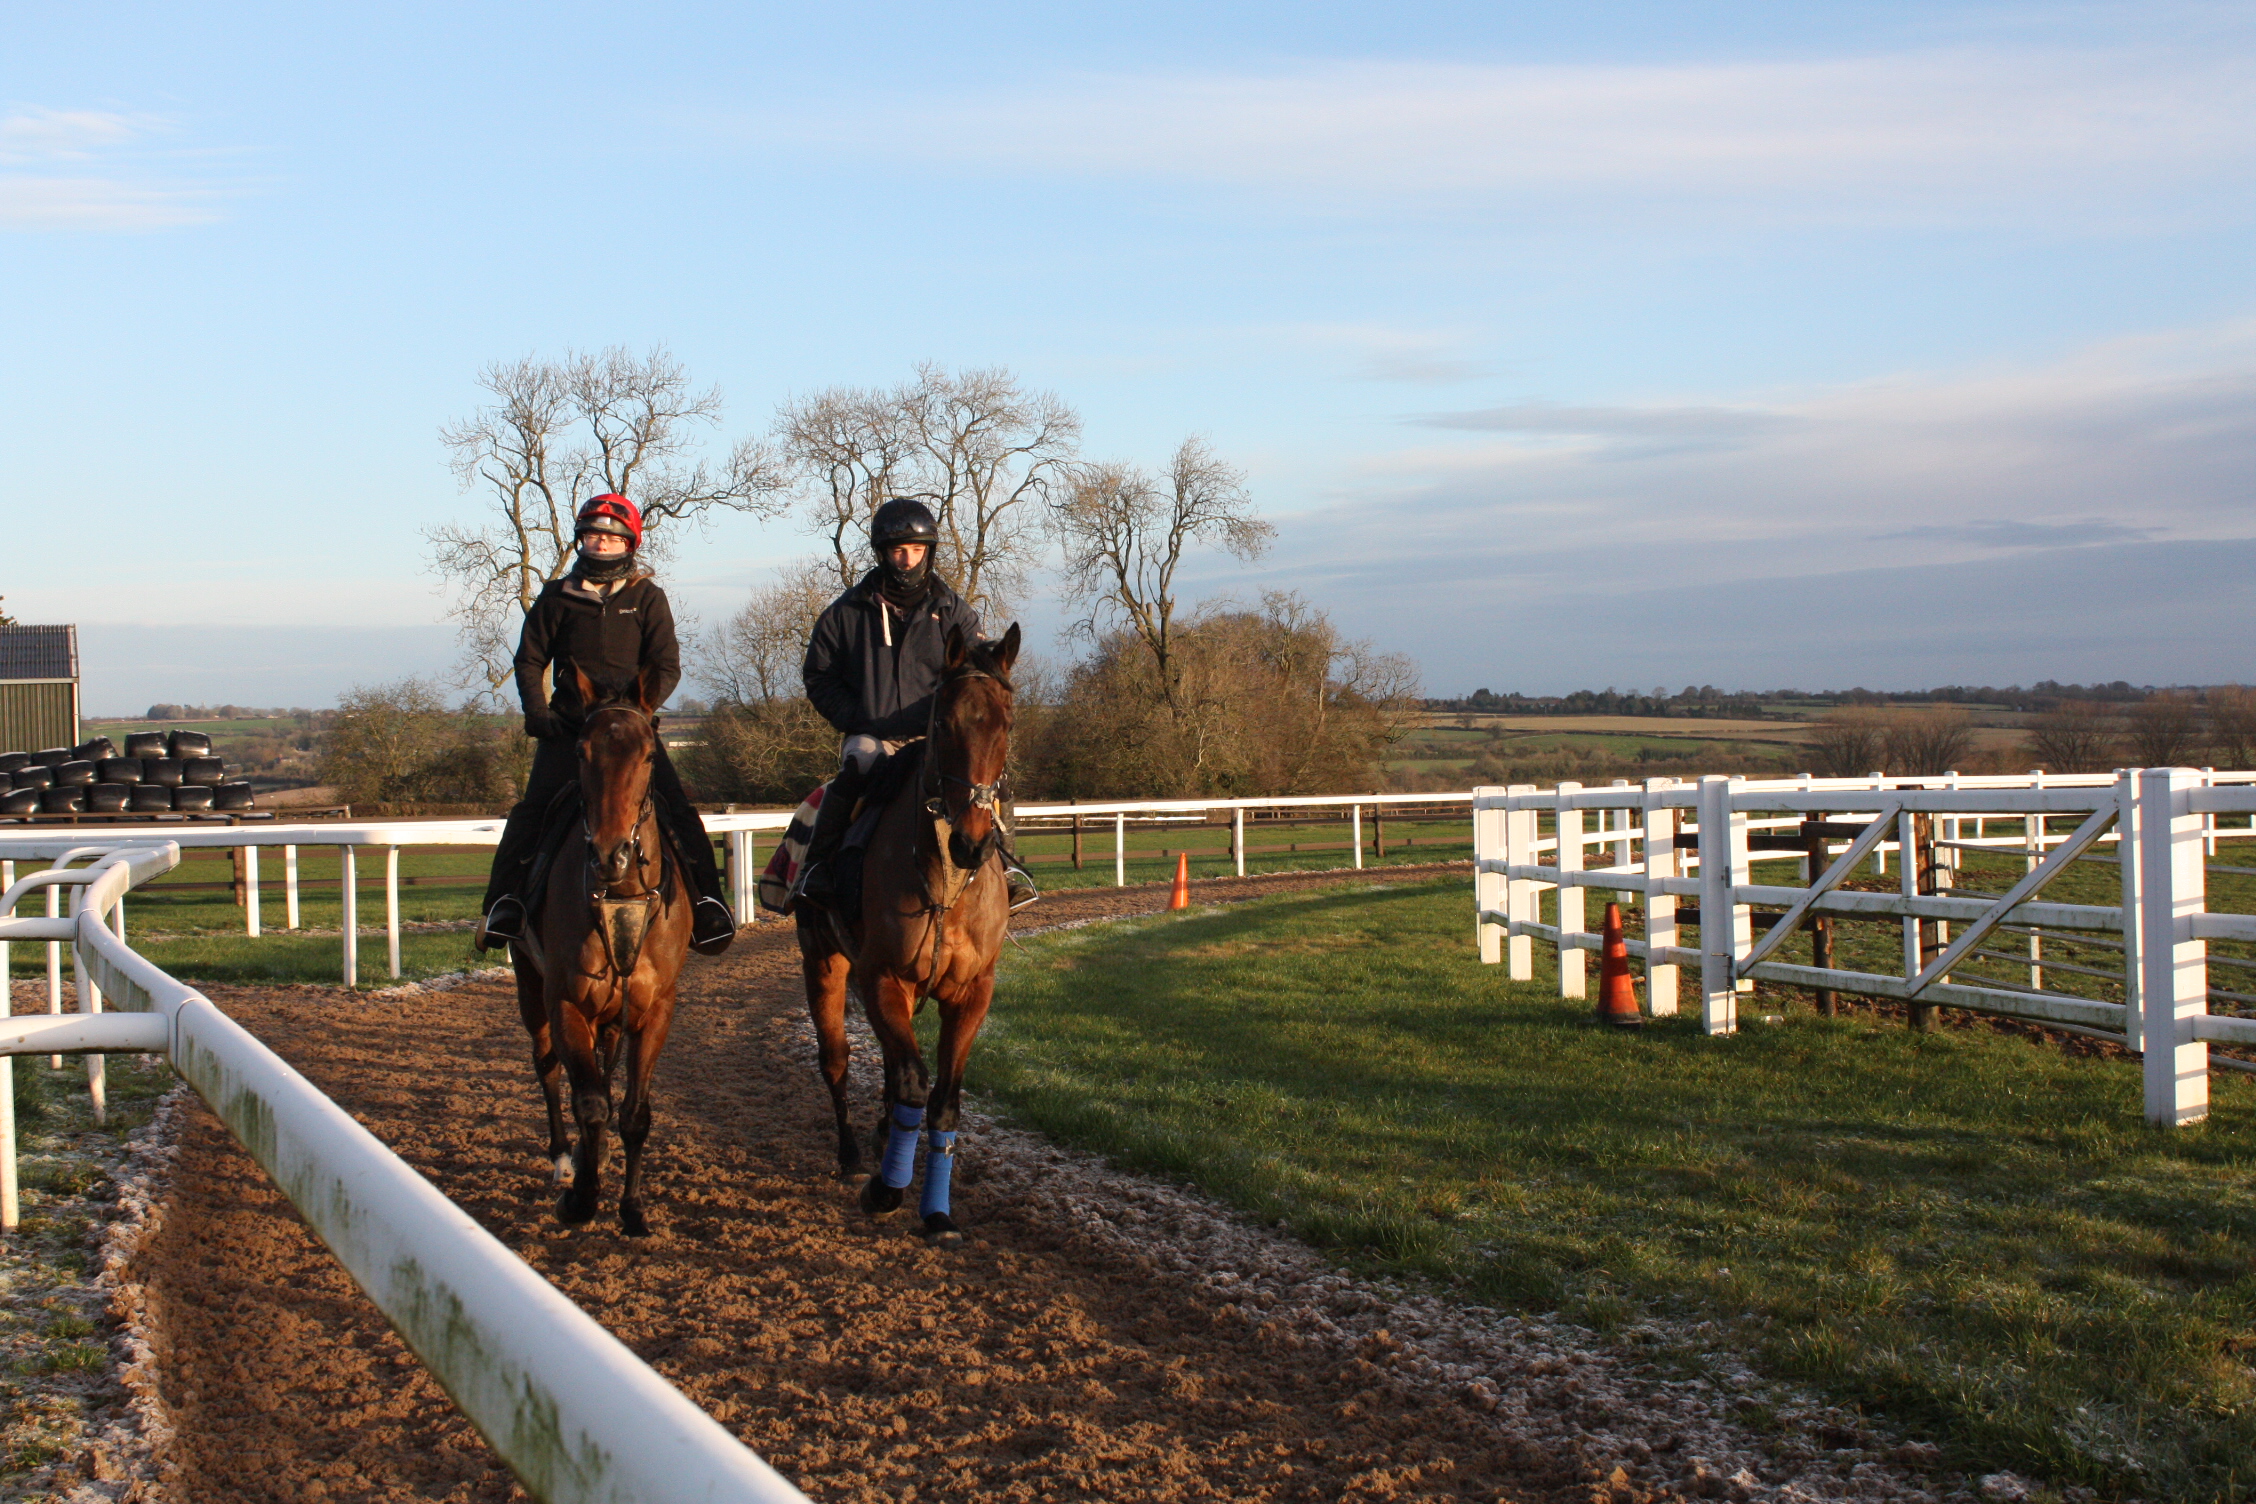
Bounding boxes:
556 1190 596 1226
921 1213 963 1249
860 1179 905 1217
620 1202 651 1238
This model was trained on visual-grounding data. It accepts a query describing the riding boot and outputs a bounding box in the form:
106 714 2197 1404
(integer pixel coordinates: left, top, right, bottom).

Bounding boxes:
647 746 736 954
994 795 1039 910
790 761 868 908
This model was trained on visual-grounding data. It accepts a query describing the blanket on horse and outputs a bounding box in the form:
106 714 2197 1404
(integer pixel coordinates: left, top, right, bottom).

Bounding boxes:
757 742 925 915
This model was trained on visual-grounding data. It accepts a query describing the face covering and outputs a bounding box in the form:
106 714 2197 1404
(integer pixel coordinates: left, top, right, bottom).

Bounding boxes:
574 544 636 583
876 551 932 609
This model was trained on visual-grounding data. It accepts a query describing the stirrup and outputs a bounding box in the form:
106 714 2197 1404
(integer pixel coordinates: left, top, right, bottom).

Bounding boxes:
691 896 737 955
787 858 834 909
477 896 527 951
1003 865 1039 911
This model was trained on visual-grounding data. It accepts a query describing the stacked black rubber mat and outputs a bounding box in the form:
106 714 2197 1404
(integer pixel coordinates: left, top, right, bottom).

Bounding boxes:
0 729 256 817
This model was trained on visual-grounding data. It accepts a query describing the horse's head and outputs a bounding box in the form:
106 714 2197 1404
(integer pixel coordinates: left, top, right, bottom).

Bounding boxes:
572 663 664 892
932 622 1020 872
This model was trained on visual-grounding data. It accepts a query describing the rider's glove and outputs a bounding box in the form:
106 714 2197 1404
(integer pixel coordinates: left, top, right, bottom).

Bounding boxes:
524 708 563 741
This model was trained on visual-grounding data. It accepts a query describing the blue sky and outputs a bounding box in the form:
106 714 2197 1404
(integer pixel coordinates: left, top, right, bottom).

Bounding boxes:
6 2 2253 710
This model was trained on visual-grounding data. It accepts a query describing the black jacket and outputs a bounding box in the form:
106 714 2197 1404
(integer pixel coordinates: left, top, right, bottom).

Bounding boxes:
803 571 983 741
513 572 680 728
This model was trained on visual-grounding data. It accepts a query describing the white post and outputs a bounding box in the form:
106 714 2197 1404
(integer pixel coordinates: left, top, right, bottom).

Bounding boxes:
2138 767 2207 1127
2117 770 2142 1054
1114 813 1126 887
45 884 62 1062
727 831 757 923
1870 773 1888 874
385 845 402 980
1610 781 1633 877
2026 772 2044 989
284 844 301 930
0 858 13 1230
2203 768 2218 858
1899 808 1921 982
1474 789 1505 964
1696 775 1744 1034
1351 805 1364 870
1506 785 1537 981
244 842 261 937
71 887 105 1125
1643 778 1679 1017
341 845 358 988
1233 807 1245 878
1555 783 1585 1000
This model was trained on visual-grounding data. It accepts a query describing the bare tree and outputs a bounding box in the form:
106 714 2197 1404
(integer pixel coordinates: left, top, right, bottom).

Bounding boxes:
774 364 1079 614
2025 701 2119 773
1880 706 1975 776
1807 707 1887 778
1052 436 1274 717
899 364 1079 618
2127 691 2203 767
689 558 837 706
774 385 918 591
430 346 786 699
2208 686 2256 768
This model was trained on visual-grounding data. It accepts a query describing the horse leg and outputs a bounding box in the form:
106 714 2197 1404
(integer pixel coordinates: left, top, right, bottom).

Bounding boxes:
918 972 996 1249
615 986 675 1238
553 1000 611 1226
514 951 570 1184
857 969 929 1218
798 930 864 1183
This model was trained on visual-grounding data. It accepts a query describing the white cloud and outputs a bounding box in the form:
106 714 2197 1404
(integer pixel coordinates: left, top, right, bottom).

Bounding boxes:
0 106 229 231
748 47 2256 227
1169 322 2256 687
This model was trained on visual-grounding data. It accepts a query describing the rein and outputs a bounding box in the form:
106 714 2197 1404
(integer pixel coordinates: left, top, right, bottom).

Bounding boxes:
579 704 667 981
907 666 1006 991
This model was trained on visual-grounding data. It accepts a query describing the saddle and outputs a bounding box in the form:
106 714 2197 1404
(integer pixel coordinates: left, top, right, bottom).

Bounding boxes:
758 743 926 917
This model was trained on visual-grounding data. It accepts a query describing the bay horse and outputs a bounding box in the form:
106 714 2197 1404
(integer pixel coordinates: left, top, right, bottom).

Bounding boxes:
512 664 691 1236
799 623 1020 1249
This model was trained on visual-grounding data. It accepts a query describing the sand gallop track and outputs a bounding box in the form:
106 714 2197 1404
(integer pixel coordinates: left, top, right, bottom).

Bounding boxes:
130 867 1922 1504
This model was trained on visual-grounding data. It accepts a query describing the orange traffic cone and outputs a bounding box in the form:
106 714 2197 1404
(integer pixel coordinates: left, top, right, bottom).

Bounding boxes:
1596 902 1643 1028
1168 851 1190 910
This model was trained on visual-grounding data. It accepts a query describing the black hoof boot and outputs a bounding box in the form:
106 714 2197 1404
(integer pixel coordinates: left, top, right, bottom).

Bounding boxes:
619 1199 651 1237
861 1178 905 1217
921 1212 963 1249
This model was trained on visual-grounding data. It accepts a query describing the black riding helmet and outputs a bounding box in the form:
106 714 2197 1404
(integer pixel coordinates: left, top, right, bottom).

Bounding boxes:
870 497 940 553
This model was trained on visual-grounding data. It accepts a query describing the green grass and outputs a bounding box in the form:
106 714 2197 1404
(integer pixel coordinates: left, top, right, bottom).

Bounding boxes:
975 877 2256 1500
1013 814 1468 891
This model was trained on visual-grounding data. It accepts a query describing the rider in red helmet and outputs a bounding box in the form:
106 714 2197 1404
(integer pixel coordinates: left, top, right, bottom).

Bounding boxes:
476 494 737 954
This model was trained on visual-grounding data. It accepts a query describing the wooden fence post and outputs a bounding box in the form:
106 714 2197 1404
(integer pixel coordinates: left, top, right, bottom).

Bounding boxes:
1912 811 1942 1033
2138 766 2208 1127
1506 785 1537 981
1071 800 1082 871
1696 775 1744 1034
1801 815 1836 1016
1474 788 1505 964
1374 798 1385 859
2118 769 2142 1054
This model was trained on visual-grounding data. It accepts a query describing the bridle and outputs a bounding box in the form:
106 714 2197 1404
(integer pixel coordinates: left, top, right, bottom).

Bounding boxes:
578 703 665 981
904 664 1009 989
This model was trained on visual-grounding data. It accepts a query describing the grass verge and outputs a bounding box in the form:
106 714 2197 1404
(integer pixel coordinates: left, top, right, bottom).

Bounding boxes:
975 876 2256 1501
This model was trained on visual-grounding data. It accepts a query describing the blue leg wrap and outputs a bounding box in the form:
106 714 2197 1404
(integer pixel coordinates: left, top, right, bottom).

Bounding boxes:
882 1103 924 1189
919 1130 957 1219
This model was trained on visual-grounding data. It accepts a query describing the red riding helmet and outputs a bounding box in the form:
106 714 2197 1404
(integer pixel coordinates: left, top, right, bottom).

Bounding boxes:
577 494 643 548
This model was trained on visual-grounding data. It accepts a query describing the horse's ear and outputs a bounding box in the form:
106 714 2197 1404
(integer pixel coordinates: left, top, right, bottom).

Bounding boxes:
945 624 967 670
994 623 1021 675
636 661 665 716
571 664 598 715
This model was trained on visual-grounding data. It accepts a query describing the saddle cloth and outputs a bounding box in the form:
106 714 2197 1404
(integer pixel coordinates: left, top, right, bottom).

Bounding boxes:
756 744 925 915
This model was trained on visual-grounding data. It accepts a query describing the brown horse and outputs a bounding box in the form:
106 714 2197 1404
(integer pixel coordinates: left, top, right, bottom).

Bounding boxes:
798 623 1021 1248
512 665 691 1236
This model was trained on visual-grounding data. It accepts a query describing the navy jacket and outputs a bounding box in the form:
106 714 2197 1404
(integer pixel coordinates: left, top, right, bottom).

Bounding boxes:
802 571 983 741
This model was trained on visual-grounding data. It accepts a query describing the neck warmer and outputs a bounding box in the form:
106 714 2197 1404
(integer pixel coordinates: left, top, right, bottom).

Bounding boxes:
877 557 932 611
574 551 636 585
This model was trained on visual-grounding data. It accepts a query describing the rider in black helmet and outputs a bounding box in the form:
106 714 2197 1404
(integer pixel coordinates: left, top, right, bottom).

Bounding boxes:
793 497 1036 909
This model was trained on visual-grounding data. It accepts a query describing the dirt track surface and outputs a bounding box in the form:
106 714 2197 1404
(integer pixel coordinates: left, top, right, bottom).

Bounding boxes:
129 866 1944 1504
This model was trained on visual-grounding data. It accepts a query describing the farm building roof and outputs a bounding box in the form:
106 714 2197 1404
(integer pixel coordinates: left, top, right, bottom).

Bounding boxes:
0 625 78 682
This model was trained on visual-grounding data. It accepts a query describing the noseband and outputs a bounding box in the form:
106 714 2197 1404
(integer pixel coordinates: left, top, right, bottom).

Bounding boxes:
579 704 663 978
921 669 1007 839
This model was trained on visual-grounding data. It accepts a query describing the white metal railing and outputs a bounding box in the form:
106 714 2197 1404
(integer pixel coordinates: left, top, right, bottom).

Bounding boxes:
1472 769 2256 1129
2 792 1475 985
0 838 809 1504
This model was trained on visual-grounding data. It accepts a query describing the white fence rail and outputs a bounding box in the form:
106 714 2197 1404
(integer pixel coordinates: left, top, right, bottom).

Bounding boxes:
1 792 1475 986
1473 769 2256 1128
0 837 810 1504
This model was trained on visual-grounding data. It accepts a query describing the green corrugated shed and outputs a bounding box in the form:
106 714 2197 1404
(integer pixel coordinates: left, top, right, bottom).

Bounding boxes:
0 625 80 754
